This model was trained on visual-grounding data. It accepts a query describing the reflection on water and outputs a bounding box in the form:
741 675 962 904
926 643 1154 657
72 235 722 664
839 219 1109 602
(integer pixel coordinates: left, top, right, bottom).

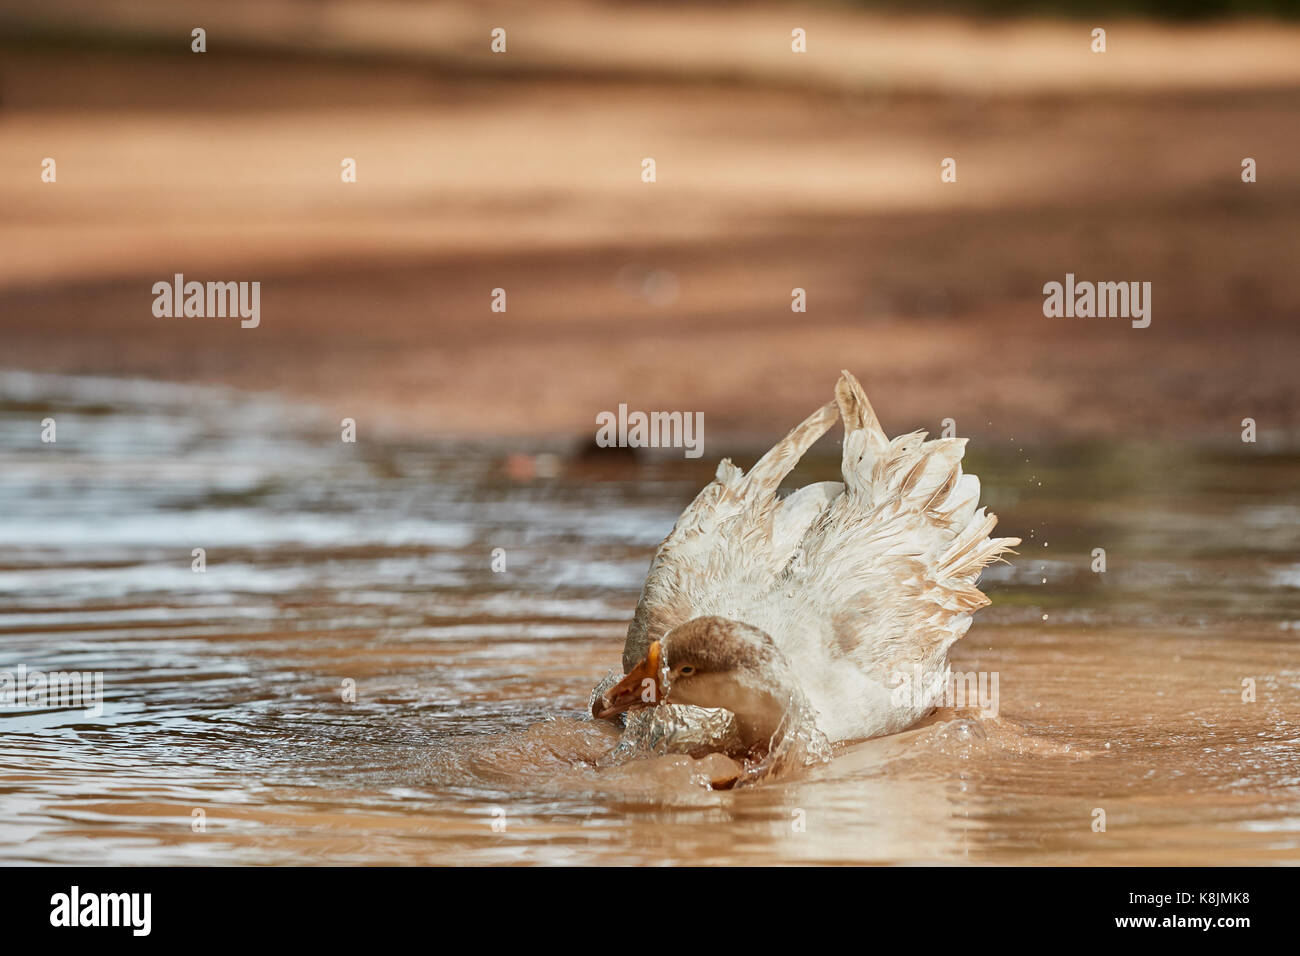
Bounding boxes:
1 371 1298 864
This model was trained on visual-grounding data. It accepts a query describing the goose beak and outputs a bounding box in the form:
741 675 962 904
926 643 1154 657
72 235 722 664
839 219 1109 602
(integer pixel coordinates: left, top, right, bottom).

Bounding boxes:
592 640 663 719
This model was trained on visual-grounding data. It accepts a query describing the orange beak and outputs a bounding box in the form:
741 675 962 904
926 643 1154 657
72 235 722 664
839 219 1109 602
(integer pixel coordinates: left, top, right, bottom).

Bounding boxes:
592 640 663 720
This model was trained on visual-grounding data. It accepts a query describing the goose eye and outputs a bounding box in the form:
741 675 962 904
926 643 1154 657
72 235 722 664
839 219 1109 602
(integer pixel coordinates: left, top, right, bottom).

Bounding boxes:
679 665 696 676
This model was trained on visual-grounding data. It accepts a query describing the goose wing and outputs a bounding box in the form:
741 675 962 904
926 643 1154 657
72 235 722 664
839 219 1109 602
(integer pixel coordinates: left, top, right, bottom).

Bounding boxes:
620 398 839 672
765 371 1019 738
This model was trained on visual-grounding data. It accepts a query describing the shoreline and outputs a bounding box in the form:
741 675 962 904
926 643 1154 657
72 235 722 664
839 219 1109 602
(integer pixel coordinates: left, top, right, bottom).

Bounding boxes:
5 367 1296 457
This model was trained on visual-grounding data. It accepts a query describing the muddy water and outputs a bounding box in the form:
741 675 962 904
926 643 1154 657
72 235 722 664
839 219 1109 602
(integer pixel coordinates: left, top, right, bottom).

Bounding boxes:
1 371 1297 865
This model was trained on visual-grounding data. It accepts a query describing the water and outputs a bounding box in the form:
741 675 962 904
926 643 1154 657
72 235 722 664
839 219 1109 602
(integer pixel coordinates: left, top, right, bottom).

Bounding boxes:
2 371 1298 864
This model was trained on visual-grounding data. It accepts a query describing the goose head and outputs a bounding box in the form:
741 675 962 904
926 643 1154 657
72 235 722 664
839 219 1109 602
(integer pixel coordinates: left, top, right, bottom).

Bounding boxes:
592 616 798 752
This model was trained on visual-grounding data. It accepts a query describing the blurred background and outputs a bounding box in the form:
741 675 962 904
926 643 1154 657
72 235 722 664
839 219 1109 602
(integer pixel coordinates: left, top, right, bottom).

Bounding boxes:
1 0 1298 444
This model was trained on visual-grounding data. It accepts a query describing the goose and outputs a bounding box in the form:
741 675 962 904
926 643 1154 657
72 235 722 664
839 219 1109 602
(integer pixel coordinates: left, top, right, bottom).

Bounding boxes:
591 370 1018 777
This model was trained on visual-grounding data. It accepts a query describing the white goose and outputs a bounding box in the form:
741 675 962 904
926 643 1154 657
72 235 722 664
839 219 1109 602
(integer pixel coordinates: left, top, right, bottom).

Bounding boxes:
592 371 1018 775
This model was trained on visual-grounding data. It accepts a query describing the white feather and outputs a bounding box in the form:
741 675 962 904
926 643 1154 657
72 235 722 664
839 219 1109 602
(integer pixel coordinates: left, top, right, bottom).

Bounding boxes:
619 371 1019 743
